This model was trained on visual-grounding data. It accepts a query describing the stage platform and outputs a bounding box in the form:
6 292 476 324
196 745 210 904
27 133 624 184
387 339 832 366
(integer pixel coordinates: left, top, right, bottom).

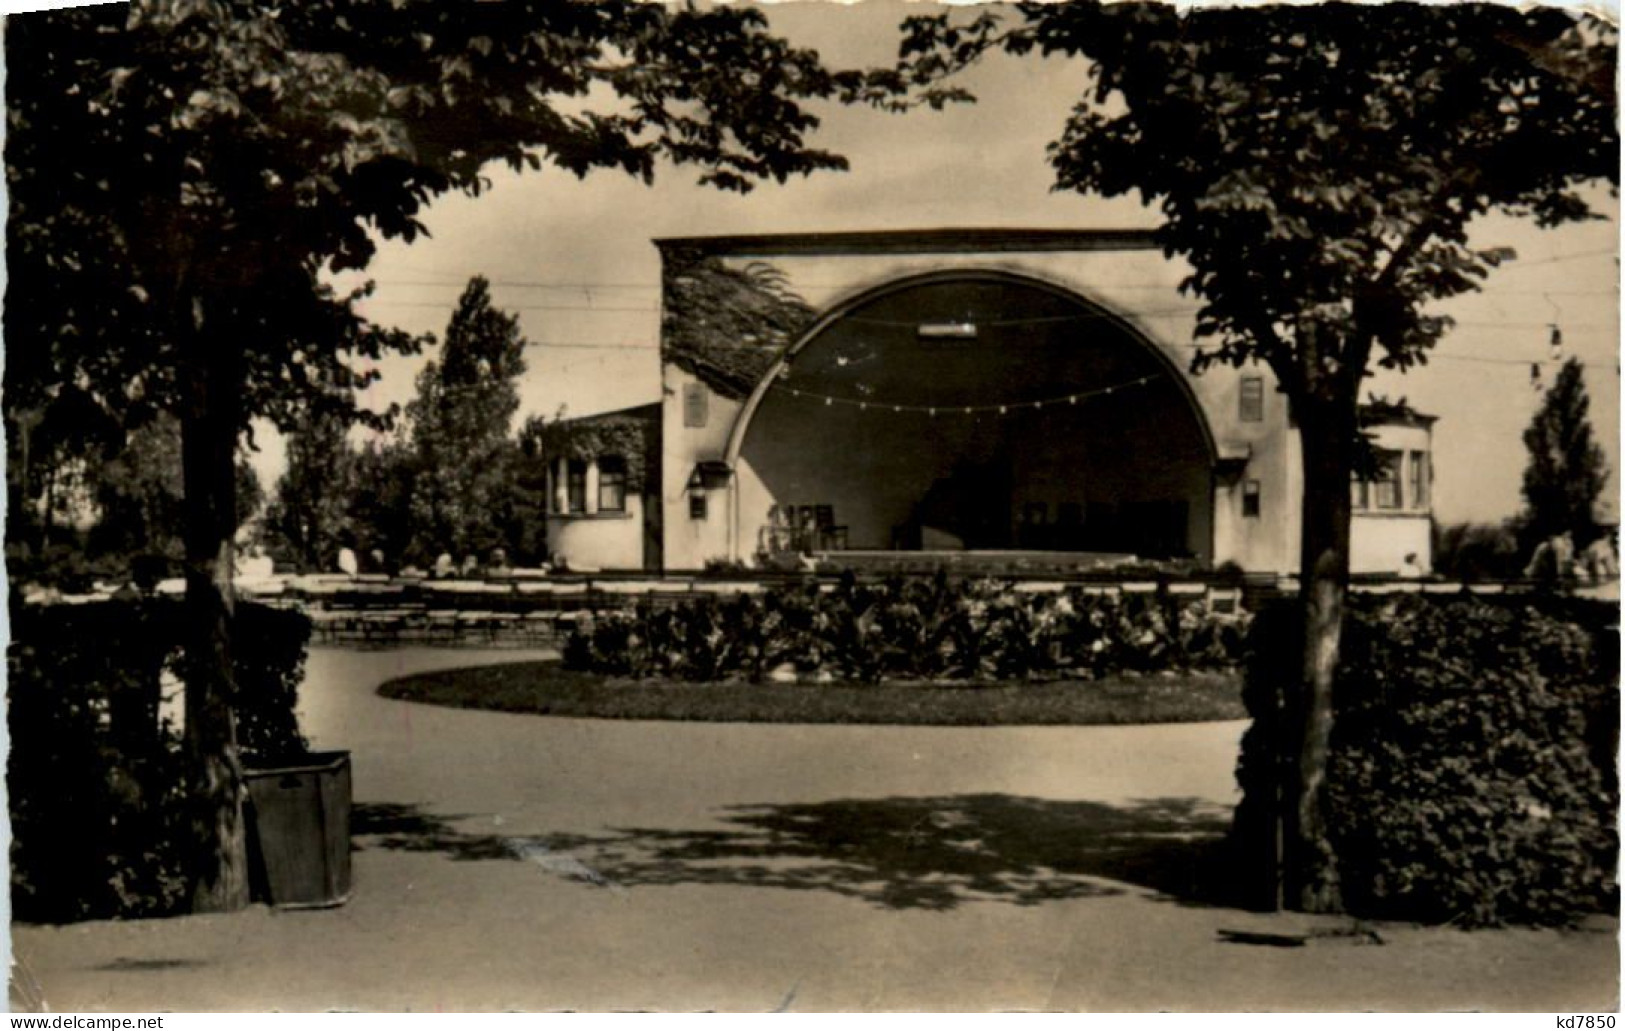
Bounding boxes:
797 548 1174 578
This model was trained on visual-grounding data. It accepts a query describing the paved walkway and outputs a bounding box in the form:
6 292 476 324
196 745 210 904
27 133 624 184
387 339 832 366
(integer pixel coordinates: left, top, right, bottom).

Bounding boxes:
12 647 1617 1012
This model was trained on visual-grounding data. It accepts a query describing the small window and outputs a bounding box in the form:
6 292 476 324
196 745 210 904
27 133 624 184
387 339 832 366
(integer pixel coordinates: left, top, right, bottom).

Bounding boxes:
1239 377 1265 422
598 457 627 512
1372 450 1401 510
1408 450 1429 510
683 382 709 428
1242 480 1261 518
567 459 587 514
689 493 708 520
1350 471 1368 511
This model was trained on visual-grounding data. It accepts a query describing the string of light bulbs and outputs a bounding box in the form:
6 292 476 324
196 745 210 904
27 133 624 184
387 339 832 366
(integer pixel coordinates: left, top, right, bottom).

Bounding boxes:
771 372 1163 416
824 309 1613 331
841 309 1199 329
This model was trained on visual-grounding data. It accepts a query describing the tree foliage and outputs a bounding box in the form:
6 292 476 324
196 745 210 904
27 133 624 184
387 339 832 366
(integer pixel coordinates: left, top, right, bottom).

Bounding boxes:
5 0 906 912
6 0 900 440
263 280 557 571
6 413 263 584
261 408 357 572
405 277 529 562
88 416 263 565
899 2 1616 404
892 0 1618 913
1521 358 1610 548
344 437 419 570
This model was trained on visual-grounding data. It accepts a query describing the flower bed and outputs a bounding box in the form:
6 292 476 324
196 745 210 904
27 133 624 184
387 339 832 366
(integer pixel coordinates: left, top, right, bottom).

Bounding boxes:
564 574 1250 683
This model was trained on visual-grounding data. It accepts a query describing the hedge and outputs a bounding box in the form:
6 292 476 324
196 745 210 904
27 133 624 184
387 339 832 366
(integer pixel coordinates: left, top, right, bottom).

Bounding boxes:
8 599 312 923
564 574 1250 683
1235 592 1617 926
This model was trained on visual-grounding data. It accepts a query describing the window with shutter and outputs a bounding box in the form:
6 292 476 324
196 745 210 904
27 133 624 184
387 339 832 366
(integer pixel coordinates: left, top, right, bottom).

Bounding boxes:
1240 377 1264 422
567 460 587 514
598 457 627 512
683 382 708 428
1408 450 1429 510
1373 450 1401 509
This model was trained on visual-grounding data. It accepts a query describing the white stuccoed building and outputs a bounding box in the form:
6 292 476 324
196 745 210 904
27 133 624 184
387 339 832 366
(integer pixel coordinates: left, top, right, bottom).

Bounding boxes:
543 228 1434 576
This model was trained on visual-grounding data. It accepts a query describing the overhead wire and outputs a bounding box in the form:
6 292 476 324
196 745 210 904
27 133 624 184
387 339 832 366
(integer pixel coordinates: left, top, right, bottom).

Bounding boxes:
350 253 1614 368
359 299 658 312
358 249 1616 293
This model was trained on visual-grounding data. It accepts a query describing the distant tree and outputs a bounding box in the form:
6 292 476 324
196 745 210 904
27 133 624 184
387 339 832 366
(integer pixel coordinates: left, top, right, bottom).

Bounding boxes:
262 408 356 572
7 1 899 912
505 416 556 565
898 1 1618 911
345 437 418 571
6 389 124 565
405 277 528 563
1433 520 1526 582
24 414 259 578
88 418 186 568
1521 358 1610 550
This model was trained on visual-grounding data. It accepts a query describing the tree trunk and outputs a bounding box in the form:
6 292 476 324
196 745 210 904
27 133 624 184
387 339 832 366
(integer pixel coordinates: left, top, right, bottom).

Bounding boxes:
180 322 249 914
1283 399 1353 914
15 409 39 559
42 463 57 552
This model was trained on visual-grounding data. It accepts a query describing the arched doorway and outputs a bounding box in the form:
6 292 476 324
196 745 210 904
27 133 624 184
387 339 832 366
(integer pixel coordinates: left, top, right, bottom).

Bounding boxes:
727 272 1218 566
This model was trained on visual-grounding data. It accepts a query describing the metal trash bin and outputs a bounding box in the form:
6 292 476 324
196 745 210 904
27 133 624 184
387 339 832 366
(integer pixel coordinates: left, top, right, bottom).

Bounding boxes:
245 750 352 908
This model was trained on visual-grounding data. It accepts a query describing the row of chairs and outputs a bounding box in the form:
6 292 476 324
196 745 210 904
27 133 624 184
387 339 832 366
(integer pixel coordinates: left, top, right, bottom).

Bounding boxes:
308 606 588 645
300 579 774 644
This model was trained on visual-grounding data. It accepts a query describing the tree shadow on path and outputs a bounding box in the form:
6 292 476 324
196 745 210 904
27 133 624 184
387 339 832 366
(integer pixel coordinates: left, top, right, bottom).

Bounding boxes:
351 801 516 861
354 794 1240 911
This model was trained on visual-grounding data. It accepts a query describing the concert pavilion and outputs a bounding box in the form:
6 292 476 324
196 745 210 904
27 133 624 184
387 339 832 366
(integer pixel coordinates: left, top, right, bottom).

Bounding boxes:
541 229 1434 576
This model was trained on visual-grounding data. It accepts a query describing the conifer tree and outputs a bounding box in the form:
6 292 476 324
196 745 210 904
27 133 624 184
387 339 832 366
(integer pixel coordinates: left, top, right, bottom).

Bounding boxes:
1521 358 1609 549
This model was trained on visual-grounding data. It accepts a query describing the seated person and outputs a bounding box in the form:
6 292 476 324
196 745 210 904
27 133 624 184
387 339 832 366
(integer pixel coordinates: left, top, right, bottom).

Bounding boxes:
1397 552 1424 579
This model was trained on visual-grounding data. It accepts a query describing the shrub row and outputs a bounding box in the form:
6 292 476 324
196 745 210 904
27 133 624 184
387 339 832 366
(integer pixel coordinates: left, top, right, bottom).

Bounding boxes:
564 575 1251 683
9 600 312 923
1236 592 1617 927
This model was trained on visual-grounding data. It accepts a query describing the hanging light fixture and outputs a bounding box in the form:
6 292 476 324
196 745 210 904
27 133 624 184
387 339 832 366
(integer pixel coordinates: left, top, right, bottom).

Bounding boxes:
917 321 978 342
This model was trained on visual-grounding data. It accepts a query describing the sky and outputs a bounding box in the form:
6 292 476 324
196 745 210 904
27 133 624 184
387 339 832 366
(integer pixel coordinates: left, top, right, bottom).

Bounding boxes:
252 0 1618 528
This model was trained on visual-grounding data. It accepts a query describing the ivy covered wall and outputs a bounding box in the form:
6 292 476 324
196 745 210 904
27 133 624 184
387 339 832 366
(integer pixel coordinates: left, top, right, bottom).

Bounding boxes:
658 248 816 400
536 403 660 493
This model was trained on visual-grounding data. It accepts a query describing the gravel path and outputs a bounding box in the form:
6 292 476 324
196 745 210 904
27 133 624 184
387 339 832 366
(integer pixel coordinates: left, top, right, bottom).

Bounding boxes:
11 646 1616 1012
